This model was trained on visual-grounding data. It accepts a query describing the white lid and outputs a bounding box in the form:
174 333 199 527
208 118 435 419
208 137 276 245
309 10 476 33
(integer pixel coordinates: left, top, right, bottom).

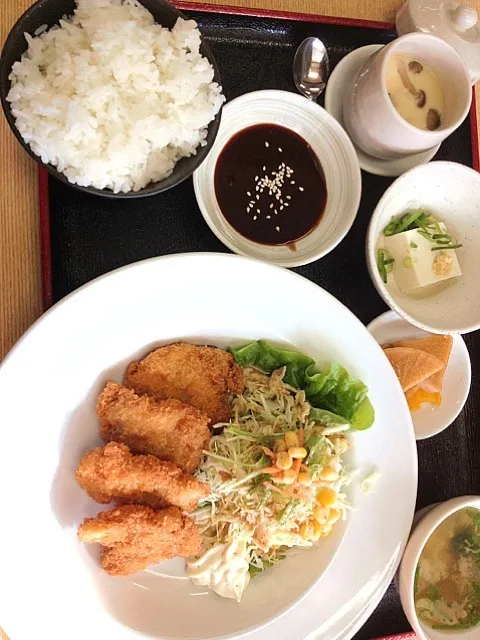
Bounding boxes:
396 0 480 84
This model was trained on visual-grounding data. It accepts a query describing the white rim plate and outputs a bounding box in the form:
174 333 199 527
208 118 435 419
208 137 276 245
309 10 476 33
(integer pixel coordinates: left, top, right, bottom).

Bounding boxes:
324 45 440 177
193 90 361 267
367 310 471 440
0 254 417 640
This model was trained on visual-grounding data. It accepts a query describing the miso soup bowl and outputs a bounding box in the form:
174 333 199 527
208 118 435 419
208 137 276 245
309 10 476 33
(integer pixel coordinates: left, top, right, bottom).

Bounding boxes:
343 33 472 159
397 495 480 640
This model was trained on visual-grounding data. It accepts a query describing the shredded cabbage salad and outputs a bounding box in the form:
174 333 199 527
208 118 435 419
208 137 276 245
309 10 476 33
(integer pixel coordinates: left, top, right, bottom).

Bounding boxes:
187 341 375 601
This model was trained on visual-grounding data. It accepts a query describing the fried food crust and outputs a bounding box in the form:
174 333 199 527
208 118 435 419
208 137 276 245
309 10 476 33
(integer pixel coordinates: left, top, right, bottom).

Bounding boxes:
97 382 210 473
78 505 202 576
125 342 244 424
76 442 210 512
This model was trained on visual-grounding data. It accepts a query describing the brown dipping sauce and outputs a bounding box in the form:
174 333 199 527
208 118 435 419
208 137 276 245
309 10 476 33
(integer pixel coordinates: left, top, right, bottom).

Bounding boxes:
214 124 327 246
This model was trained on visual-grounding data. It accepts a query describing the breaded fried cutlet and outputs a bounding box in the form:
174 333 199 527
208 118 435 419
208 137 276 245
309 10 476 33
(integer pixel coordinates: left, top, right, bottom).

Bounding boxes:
78 505 202 576
97 382 210 473
125 342 244 424
76 442 210 512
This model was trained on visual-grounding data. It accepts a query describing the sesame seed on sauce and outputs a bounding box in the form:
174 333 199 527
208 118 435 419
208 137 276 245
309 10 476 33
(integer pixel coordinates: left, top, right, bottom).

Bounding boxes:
214 123 326 246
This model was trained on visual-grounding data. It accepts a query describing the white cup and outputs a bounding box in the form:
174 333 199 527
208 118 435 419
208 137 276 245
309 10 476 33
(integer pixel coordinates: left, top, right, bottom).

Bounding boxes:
343 33 472 159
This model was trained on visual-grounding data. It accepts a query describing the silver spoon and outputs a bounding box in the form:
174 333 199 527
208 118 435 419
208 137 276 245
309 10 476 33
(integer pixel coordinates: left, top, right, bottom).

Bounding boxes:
293 37 329 102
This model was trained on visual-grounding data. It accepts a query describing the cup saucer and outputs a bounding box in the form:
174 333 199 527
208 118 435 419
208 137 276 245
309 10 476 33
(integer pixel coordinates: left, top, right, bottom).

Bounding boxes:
367 310 471 440
325 44 441 177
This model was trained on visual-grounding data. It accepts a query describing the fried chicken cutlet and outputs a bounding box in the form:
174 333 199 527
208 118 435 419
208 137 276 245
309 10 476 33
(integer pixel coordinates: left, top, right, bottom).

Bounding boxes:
125 342 244 424
78 505 202 576
76 442 210 512
97 382 210 473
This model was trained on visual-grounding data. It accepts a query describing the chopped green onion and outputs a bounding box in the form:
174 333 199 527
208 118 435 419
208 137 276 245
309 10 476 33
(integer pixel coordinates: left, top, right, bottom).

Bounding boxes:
431 244 463 251
403 257 413 268
417 229 434 241
410 242 418 248
383 210 426 236
376 248 394 283
395 210 425 233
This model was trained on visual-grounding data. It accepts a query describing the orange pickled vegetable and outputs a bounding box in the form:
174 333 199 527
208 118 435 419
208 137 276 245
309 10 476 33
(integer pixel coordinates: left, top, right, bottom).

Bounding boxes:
406 388 442 412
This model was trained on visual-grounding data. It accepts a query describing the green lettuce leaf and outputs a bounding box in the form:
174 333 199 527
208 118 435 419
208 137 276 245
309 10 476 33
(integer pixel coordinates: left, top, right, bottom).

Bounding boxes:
305 362 374 429
229 341 374 430
350 398 375 431
309 408 349 428
229 340 314 388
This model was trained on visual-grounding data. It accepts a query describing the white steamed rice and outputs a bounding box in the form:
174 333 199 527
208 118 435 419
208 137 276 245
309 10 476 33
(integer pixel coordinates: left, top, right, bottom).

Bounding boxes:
7 0 225 193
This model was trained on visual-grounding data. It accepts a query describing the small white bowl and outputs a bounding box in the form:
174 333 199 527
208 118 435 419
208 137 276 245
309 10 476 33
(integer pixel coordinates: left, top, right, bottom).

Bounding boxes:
193 90 361 267
367 310 471 440
397 496 480 640
366 161 480 334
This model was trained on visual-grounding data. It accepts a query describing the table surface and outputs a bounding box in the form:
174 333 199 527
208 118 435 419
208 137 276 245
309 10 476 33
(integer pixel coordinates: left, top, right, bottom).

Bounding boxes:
1 0 479 639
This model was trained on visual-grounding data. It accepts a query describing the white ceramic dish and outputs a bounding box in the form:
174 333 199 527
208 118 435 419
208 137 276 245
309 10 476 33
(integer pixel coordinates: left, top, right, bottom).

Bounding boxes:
0 254 417 640
342 33 471 159
367 310 471 439
193 90 361 267
396 0 480 84
324 45 440 177
366 161 480 334
397 495 480 640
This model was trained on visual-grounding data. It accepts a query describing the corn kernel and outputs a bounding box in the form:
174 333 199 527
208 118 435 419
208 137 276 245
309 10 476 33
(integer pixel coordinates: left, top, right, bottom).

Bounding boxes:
285 431 299 448
320 466 339 482
299 521 314 540
316 487 337 508
320 524 333 537
313 505 329 525
282 468 297 485
288 446 307 459
327 508 341 525
297 472 312 486
275 451 293 470
312 520 323 541
274 439 287 453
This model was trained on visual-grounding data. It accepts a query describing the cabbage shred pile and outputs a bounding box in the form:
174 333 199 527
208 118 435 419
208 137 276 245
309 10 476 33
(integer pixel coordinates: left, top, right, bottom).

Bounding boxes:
192 365 352 579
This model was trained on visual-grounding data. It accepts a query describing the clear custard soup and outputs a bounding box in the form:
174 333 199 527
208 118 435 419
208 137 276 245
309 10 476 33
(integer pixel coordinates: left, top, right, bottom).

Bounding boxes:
386 55 444 131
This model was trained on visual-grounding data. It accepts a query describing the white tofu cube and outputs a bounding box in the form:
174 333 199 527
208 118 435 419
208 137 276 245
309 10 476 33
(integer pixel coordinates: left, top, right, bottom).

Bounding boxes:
384 224 462 292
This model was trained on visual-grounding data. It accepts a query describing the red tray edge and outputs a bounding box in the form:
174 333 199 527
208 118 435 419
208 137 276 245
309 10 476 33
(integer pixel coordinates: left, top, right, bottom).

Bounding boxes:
173 1 394 29
37 2 480 315
373 635 417 640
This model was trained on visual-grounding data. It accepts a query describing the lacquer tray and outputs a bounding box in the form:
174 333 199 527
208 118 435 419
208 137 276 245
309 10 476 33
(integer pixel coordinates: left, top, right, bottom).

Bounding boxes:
37 4 480 639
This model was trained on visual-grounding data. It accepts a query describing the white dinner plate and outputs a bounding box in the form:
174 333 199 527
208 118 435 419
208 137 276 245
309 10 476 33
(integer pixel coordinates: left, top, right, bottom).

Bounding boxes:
367 310 471 440
0 254 417 640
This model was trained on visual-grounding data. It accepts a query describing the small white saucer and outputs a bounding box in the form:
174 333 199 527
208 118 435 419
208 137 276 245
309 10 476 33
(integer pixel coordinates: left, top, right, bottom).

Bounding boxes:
367 310 471 440
324 44 441 177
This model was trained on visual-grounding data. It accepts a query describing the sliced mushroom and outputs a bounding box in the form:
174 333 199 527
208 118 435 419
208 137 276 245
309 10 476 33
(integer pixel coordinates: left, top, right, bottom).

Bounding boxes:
408 60 423 74
426 108 441 130
416 90 426 108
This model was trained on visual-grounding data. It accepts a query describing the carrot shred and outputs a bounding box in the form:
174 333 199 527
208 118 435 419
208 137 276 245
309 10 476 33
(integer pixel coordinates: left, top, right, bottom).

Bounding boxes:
262 466 283 475
293 458 302 474
261 446 275 458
